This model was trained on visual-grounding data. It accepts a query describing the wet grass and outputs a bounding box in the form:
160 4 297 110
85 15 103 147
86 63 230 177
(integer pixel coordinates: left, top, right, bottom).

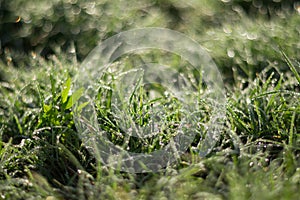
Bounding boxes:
1 0 300 199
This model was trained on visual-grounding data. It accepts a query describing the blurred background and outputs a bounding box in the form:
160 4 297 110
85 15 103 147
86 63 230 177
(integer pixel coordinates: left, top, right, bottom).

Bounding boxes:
0 0 300 78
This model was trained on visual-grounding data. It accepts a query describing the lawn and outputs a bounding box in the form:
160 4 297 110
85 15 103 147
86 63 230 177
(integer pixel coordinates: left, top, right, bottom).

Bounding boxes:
0 0 300 199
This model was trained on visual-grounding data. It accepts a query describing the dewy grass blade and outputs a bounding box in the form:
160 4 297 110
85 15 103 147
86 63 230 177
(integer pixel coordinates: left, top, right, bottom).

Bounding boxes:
281 49 300 85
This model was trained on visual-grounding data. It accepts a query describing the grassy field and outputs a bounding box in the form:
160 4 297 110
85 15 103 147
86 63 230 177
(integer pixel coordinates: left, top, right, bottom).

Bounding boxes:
1 0 300 199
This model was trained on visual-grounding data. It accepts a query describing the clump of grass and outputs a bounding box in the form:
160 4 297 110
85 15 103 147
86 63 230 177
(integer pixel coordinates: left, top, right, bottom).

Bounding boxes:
1 0 300 199
1 48 299 199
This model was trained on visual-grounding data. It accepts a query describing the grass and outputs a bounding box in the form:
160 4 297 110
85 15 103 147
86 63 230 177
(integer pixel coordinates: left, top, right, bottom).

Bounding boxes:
1 0 300 199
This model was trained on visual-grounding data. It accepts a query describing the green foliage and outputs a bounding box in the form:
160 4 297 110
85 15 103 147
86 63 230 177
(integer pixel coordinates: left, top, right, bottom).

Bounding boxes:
0 0 300 199
4 0 299 66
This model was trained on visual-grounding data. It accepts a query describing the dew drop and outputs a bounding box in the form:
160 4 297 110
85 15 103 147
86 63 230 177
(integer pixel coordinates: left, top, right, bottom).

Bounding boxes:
249 162 254 167
227 49 235 58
